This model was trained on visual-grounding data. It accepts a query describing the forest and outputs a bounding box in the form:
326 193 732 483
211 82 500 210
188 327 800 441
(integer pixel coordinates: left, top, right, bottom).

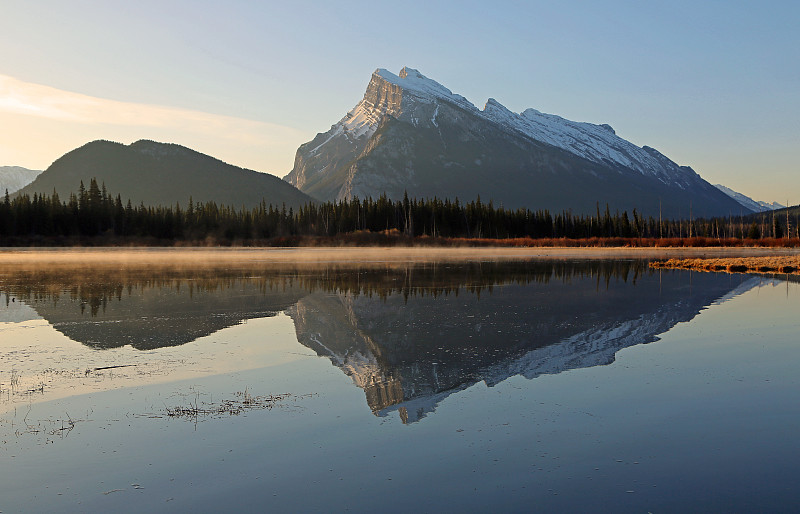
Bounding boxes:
1 179 797 246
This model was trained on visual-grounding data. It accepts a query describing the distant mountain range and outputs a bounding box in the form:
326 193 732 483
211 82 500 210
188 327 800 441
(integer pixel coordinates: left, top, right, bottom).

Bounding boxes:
1 166 42 194
285 67 747 218
713 184 785 212
4 72 781 219
16 139 313 209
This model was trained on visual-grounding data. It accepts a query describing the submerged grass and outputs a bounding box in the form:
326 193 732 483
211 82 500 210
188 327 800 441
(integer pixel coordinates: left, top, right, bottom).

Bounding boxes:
2 389 317 445
161 390 315 421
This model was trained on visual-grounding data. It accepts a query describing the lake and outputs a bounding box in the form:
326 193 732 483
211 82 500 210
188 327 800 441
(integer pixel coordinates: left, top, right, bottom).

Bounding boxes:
0 252 798 512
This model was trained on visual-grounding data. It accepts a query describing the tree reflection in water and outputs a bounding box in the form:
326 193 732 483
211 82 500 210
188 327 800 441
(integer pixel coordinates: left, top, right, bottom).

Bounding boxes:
0 259 759 421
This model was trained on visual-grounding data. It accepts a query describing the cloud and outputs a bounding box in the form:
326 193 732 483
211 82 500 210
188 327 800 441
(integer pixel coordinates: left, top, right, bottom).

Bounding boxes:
0 74 305 142
0 75 309 173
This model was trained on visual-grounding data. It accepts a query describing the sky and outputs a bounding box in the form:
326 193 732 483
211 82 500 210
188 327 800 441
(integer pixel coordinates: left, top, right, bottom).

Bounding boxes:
1 0 797 203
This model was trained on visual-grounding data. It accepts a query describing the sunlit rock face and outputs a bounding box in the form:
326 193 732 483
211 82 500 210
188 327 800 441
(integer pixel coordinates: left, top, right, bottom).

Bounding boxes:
285 67 745 218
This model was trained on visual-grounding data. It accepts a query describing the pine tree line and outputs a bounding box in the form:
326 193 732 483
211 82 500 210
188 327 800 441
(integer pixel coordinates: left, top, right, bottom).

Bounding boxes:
1 179 796 242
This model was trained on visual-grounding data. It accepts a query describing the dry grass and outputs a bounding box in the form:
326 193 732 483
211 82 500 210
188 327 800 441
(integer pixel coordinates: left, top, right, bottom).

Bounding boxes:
161 390 314 420
650 255 800 274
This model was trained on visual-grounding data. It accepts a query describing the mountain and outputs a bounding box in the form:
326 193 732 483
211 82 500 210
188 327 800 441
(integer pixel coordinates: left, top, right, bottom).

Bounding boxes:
17 139 313 209
0 166 42 194
714 184 785 213
285 67 747 218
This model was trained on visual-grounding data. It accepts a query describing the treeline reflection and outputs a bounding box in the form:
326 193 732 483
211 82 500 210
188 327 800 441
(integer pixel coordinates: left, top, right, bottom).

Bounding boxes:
2 259 655 316
0 259 762 422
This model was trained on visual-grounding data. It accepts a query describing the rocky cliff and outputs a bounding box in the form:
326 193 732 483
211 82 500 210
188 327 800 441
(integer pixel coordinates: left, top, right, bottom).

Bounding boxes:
285 67 747 218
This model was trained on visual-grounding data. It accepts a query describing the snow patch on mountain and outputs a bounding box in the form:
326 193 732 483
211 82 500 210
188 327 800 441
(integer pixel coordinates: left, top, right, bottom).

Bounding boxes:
339 102 382 142
375 67 478 113
286 66 747 217
482 101 691 183
329 67 696 184
332 67 477 147
714 184 785 212
0 166 42 194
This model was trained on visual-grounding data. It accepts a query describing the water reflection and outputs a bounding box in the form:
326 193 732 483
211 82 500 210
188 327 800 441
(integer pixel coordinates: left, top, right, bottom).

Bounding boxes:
0 260 761 422
3 272 307 349
287 265 760 423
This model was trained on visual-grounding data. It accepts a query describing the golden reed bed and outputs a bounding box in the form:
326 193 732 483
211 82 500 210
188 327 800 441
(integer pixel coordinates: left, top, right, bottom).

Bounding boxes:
650 256 800 274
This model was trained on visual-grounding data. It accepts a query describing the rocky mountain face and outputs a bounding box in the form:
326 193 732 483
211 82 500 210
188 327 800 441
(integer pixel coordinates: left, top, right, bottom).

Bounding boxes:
17 139 313 209
714 184 785 212
0 166 42 194
285 67 747 218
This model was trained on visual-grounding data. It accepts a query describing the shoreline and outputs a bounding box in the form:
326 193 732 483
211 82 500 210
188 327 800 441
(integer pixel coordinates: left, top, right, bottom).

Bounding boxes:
1 246 798 265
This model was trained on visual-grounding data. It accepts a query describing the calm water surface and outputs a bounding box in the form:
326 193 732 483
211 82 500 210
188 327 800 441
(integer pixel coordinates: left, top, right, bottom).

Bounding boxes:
0 259 798 512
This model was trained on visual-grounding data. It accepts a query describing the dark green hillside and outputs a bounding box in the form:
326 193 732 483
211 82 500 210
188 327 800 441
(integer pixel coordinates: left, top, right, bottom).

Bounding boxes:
17 140 313 209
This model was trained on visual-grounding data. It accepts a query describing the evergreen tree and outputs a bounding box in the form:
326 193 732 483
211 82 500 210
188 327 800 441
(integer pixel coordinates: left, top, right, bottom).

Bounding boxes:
747 222 761 239
774 217 784 239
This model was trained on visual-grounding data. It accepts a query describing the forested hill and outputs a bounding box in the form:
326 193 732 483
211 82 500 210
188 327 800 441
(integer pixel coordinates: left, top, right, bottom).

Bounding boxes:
17 140 313 210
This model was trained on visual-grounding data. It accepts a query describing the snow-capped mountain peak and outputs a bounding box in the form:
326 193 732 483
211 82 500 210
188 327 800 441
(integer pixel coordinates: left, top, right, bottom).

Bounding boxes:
484 101 685 183
285 66 747 217
329 67 680 182
361 67 693 183
374 67 477 111
327 67 477 147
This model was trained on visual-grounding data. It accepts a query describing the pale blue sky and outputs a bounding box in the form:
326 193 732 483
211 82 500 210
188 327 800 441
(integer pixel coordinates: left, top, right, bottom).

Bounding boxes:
1 0 797 203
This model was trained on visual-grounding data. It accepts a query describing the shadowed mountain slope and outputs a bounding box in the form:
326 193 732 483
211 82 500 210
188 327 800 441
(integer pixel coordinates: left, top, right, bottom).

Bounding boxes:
18 139 313 209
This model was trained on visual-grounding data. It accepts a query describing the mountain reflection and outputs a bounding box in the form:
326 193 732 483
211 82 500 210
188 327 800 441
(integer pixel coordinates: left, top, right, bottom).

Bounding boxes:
1 267 311 349
1 260 758 422
285 263 759 423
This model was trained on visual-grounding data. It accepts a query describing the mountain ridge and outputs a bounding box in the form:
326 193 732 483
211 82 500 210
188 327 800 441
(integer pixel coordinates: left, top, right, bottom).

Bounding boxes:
714 183 785 212
285 67 747 218
1 166 42 195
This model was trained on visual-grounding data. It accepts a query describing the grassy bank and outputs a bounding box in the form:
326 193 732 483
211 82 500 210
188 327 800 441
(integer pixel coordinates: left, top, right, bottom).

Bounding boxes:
651 256 800 274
